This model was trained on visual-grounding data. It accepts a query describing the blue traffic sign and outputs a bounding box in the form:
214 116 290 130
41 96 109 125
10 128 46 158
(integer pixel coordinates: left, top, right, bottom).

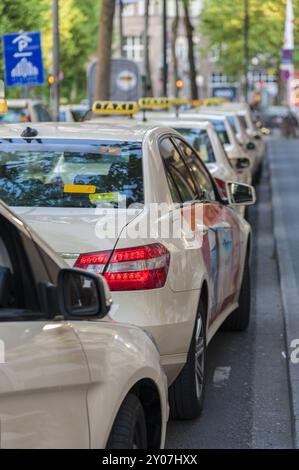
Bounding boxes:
2 32 45 87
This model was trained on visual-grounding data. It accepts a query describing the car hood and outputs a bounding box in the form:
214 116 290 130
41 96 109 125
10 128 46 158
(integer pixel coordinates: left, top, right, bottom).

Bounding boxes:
12 207 141 265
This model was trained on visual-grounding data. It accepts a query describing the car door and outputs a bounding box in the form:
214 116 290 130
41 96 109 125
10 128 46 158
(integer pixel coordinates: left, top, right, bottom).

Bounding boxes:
172 137 241 320
0 215 90 449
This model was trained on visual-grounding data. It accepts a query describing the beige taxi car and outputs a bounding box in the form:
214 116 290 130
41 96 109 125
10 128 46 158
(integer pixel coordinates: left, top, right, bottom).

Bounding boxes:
0 201 168 449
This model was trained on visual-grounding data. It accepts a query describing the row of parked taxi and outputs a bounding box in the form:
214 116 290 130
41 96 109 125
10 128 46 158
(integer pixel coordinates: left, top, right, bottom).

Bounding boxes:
0 96 265 448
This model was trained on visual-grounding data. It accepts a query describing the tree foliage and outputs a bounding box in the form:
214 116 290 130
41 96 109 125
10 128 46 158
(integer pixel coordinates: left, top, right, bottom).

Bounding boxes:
200 0 299 77
0 0 101 101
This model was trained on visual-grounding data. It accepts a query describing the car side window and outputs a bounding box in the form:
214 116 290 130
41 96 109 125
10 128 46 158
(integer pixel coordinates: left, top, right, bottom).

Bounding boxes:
173 138 217 202
159 138 198 203
0 218 38 312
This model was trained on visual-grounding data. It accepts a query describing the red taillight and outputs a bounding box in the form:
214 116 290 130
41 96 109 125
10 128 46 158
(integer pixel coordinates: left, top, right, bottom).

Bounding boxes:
75 243 170 291
215 178 227 196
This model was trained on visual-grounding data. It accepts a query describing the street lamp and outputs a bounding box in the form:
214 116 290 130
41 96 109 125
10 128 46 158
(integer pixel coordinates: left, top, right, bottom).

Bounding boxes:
244 0 250 102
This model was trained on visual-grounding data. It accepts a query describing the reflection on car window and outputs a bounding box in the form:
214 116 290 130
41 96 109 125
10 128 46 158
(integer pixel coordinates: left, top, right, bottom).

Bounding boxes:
160 138 197 203
173 139 216 202
0 139 144 208
175 128 216 163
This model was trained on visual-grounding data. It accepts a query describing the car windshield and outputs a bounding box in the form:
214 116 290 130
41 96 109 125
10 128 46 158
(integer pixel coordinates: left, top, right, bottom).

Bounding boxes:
0 107 29 123
0 139 143 208
175 128 216 163
210 120 230 145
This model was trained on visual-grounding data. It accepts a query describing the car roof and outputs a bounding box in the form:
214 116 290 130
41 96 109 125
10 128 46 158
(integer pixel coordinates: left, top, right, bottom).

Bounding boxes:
7 99 43 107
0 121 160 142
139 118 212 130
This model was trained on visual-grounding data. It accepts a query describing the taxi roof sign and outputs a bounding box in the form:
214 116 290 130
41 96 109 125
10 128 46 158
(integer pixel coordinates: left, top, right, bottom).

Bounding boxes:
191 100 204 108
92 101 139 116
138 97 170 110
171 98 191 107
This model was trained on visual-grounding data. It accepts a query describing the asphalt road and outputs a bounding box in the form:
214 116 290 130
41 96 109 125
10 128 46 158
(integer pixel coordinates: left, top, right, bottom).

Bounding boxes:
166 143 293 449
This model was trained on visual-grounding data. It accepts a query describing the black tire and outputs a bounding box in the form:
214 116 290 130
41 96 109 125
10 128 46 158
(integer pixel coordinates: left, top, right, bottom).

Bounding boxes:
107 394 147 449
221 258 251 332
169 301 206 420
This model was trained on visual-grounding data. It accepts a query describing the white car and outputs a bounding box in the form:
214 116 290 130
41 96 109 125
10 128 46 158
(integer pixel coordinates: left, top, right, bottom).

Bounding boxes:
139 112 252 188
0 120 255 420
0 200 168 449
0 99 52 123
59 104 89 122
218 103 265 169
134 115 240 195
184 110 253 185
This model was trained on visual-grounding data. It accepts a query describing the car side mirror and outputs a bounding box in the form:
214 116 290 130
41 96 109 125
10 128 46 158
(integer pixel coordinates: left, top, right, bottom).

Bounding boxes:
230 157 251 170
246 141 256 151
226 182 256 206
58 268 112 320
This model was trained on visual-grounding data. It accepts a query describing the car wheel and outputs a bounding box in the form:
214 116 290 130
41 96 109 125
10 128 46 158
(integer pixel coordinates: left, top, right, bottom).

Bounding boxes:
107 394 147 449
221 258 251 332
169 301 206 420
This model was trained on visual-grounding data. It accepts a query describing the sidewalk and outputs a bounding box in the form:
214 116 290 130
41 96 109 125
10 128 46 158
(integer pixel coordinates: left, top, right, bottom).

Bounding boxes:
268 136 299 448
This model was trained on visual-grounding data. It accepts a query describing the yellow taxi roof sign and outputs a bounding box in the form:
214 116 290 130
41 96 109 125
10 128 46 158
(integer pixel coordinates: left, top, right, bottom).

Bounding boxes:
171 98 191 107
191 100 204 108
138 97 170 110
92 101 139 116
203 97 229 106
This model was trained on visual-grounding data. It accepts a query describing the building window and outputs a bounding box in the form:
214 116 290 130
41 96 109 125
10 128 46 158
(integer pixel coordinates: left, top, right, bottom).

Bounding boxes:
123 36 144 62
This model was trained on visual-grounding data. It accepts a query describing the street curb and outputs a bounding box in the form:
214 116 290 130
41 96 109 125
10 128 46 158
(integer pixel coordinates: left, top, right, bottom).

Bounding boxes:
268 139 299 449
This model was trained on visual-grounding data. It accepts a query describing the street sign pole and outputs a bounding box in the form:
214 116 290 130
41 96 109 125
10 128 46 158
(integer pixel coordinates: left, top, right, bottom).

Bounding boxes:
52 0 60 121
162 0 168 97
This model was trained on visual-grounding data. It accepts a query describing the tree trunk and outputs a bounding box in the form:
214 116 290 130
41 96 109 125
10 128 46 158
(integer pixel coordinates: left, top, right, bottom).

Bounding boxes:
172 0 179 97
144 0 153 96
95 0 116 100
183 1 198 100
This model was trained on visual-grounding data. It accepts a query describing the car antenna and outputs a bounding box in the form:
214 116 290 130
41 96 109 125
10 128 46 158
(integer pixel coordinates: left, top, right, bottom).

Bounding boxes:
21 127 38 138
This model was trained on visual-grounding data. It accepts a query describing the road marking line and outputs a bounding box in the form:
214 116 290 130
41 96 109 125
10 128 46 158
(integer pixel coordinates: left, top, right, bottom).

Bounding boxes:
213 366 231 387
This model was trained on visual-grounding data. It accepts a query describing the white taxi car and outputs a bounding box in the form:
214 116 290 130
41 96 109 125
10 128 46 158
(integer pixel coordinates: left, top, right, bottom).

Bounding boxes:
184 110 253 185
0 200 168 449
135 113 251 190
0 112 255 420
218 102 266 165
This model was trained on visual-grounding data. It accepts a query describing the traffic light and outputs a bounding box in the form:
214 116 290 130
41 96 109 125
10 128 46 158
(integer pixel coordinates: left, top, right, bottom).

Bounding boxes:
48 75 55 85
176 79 184 90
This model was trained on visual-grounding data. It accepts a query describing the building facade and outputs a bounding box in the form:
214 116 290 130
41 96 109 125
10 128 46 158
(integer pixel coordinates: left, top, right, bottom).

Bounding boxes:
115 0 217 98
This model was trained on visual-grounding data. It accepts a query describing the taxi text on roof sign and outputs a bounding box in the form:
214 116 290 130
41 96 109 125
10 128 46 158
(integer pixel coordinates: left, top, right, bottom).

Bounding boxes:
92 101 139 115
138 97 170 110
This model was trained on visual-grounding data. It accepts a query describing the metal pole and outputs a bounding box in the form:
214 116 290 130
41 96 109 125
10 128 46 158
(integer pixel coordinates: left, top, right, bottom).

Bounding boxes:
52 0 60 121
119 0 124 58
162 0 168 96
244 0 250 102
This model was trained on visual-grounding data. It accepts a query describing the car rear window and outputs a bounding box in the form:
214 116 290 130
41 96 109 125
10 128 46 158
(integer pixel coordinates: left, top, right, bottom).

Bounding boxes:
0 107 29 123
175 128 216 163
0 139 143 208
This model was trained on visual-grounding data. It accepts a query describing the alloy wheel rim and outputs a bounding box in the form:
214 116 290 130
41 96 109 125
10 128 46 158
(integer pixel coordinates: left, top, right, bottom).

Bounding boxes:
195 315 205 399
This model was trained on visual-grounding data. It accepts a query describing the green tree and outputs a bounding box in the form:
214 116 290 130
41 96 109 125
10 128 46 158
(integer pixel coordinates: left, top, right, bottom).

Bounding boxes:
0 0 47 97
200 0 299 78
